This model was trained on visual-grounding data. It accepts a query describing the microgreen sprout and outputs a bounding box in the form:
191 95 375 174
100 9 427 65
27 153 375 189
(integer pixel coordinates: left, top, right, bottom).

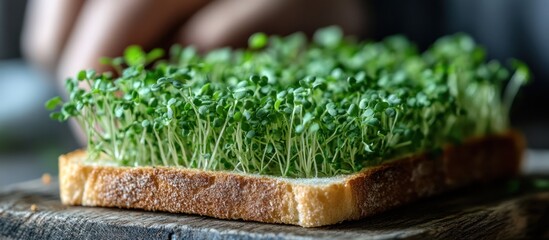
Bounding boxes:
47 26 528 178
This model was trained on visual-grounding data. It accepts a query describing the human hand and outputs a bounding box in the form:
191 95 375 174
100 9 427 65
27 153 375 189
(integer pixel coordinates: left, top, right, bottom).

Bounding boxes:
22 0 365 84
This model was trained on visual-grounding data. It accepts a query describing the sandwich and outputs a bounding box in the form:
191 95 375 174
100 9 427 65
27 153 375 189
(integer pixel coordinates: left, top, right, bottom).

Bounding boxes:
47 26 529 227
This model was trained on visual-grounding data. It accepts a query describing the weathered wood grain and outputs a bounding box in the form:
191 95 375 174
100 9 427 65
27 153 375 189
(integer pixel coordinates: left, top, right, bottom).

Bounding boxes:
1 176 549 240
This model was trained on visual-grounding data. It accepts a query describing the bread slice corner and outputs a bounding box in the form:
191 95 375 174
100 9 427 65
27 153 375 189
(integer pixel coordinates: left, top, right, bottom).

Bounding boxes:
59 131 525 227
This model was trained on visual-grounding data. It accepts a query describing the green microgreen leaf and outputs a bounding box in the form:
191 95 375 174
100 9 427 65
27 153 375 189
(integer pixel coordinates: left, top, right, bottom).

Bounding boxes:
249 32 268 49
146 48 165 63
99 57 112 65
49 112 65 122
46 27 527 178
124 45 146 66
313 25 343 48
77 70 86 81
45 96 63 110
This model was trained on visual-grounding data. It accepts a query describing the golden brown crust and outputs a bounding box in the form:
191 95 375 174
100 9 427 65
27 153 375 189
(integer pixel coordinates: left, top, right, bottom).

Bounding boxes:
59 131 525 227
60 153 300 224
347 131 525 219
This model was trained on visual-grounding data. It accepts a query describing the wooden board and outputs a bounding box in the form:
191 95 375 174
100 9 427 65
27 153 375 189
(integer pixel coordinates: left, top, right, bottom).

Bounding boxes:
1 176 549 240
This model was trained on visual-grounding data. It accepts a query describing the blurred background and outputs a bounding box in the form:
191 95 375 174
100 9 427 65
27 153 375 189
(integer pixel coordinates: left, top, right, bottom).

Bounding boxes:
0 0 78 186
0 0 547 186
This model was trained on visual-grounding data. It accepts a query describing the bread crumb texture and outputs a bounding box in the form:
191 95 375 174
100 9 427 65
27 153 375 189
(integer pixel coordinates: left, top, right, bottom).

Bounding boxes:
42 173 51 185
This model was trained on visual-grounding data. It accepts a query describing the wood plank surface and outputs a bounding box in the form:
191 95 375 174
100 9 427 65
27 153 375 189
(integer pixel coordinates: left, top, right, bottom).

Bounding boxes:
1 176 549 240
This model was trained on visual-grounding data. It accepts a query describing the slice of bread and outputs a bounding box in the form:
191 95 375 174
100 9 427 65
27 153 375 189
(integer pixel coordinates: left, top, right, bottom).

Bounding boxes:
59 131 524 227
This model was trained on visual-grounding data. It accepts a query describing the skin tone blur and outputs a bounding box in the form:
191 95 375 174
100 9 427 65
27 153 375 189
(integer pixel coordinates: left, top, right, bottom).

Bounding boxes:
22 0 365 85
21 0 365 143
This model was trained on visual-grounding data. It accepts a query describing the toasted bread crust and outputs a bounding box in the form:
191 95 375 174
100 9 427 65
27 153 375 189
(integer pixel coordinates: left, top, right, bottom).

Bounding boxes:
59 131 524 227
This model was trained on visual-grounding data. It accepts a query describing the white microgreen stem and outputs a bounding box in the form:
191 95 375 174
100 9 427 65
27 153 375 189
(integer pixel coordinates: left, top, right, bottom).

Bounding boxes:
48 27 526 178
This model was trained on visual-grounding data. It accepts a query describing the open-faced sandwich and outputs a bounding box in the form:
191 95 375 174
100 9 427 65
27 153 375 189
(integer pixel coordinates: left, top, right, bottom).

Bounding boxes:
47 26 529 227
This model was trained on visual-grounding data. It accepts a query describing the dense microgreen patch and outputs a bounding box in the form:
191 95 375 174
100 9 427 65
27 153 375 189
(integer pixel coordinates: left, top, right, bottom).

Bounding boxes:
47 26 529 178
